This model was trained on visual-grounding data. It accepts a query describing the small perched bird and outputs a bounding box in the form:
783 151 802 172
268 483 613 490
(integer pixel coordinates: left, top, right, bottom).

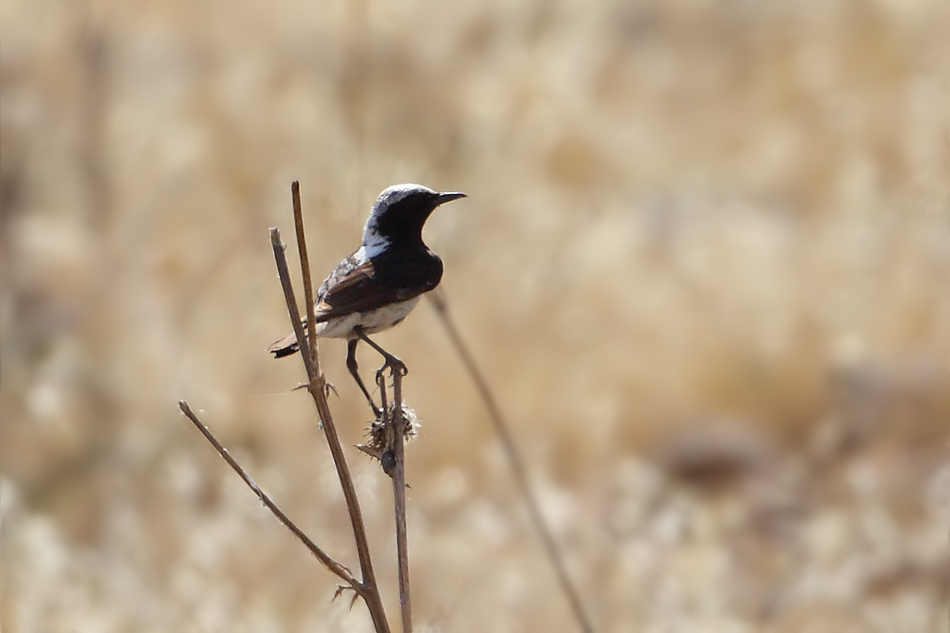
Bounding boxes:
269 183 466 413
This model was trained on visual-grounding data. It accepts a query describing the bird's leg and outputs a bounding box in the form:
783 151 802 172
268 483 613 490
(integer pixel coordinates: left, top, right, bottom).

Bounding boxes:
355 328 408 382
347 338 381 416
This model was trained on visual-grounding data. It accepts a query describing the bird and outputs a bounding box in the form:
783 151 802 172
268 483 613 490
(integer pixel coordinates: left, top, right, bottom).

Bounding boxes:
268 183 466 414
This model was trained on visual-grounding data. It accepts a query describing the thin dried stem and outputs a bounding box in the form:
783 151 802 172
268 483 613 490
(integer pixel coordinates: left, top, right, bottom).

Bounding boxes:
271 228 314 380
177 400 363 593
390 372 412 633
428 290 597 633
291 181 320 374
271 224 390 633
377 370 389 415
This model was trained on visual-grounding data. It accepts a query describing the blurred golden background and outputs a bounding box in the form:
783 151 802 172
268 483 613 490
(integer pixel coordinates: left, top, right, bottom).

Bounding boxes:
2 0 949 631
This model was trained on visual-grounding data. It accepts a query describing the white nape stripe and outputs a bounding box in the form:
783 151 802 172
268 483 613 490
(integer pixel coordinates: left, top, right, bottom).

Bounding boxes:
360 183 433 258
359 236 390 259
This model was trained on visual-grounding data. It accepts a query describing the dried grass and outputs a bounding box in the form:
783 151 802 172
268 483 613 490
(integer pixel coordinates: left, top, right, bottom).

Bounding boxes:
2 0 949 631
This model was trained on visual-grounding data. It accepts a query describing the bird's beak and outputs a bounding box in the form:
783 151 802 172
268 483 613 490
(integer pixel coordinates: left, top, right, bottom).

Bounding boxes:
436 192 467 205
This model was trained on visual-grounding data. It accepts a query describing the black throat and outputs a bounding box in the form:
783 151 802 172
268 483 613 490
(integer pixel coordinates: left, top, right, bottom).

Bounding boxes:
367 189 450 290
370 242 444 291
372 191 442 247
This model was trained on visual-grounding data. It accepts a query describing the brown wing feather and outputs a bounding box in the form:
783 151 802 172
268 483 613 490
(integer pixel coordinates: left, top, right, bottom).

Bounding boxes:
314 258 428 320
267 254 429 357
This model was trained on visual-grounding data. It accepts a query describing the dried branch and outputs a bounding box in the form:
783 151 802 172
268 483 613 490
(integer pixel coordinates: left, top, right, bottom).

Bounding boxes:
291 181 320 374
272 197 390 631
428 290 597 633
177 400 362 592
390 372 412 633
180 183 394 632
271 227 315 381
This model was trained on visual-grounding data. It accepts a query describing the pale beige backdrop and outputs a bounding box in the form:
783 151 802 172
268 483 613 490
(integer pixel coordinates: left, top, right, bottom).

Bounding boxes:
2 0 949 631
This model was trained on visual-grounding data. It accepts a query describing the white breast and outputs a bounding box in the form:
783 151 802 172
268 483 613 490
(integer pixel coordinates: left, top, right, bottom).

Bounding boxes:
316 297 422 339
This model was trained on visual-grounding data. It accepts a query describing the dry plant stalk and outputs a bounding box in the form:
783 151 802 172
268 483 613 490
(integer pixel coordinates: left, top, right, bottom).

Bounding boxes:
428 290 597 633
177 401 358 587
369 355 414 631
386 370 413 632
179 182 405 633
269 184 391 632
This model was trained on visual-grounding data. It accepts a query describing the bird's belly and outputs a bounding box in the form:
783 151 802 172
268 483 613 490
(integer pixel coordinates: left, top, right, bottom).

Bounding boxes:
317 297 422 339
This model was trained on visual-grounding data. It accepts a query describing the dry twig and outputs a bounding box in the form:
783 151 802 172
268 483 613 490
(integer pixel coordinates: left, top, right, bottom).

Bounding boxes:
390 372 412 632
271 183 390 632
291 181 320 373
177 401 360 591
428 289 597 633
179 182 394 632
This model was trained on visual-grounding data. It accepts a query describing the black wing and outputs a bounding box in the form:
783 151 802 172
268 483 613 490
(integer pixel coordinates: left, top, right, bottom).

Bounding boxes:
267 251 433 357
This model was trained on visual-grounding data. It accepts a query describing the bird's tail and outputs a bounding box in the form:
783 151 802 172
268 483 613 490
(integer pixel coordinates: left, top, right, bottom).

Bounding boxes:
267 332 300 358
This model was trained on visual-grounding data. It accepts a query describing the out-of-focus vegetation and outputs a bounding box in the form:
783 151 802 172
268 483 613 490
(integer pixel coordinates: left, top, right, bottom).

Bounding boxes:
2 0 948 631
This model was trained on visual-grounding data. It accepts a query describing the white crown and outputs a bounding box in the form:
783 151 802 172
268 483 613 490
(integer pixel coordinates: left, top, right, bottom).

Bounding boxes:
370 184 436 219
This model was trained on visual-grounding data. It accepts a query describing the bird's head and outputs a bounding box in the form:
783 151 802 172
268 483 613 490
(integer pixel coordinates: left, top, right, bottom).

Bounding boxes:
363 184 466 255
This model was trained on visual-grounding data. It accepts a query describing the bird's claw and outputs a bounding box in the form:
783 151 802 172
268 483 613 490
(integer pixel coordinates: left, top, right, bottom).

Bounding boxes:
375 355 408 382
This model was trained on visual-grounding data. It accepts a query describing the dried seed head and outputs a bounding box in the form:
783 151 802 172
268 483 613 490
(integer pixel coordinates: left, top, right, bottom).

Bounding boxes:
357 403 420 469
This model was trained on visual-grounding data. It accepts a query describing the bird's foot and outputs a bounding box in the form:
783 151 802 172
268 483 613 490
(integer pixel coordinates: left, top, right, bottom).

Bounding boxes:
375 353 408 382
